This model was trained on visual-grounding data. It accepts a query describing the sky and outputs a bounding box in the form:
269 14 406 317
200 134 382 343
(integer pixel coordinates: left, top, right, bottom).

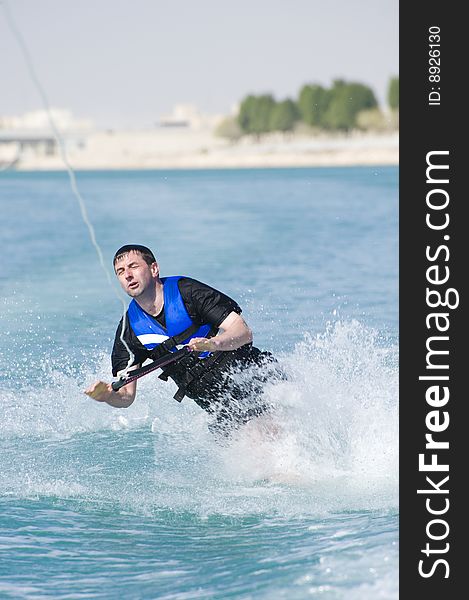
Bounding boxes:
0 0 399 128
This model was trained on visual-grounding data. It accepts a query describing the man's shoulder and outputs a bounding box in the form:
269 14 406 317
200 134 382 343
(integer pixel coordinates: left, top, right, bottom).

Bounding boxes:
163 275 201 288
176 276 204 285
176 276 213 295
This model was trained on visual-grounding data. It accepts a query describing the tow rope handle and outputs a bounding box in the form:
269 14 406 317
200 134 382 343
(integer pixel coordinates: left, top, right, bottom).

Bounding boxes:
111 346 191 391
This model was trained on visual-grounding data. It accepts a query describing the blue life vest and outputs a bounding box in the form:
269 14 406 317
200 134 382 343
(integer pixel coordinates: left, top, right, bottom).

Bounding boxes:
127 276 212 356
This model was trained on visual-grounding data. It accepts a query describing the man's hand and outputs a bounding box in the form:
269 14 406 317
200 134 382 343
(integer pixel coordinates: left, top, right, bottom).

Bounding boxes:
187 337 218 352
187 312 253 353
85 381 114 402
84 379 137 408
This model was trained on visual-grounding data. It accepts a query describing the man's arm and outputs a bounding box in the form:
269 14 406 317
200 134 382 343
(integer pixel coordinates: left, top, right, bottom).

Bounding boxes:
84 377 137 408
187 311 252 352
88 317 143 408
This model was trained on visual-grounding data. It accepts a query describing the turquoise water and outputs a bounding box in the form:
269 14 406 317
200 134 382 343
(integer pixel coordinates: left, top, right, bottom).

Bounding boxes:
0 167 398 599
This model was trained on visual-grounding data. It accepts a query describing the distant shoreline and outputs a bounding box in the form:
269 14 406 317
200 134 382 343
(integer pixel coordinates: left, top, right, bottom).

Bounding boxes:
1 130 399 171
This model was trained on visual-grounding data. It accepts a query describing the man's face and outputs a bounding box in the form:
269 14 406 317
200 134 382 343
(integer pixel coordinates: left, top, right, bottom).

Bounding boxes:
114 251 158 297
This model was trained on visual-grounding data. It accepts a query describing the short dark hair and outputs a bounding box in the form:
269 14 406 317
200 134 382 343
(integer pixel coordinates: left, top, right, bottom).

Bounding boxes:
113 244 156 266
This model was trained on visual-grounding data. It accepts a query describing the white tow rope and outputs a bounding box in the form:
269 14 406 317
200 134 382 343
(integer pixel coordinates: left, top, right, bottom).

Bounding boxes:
1 0 135 376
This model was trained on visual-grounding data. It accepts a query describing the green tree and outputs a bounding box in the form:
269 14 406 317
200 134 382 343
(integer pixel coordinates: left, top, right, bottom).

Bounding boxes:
269 99 299 132
238 95 256 134
388 77 399 110
298 84 330 127
323 80 378 131
238 94 276 135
